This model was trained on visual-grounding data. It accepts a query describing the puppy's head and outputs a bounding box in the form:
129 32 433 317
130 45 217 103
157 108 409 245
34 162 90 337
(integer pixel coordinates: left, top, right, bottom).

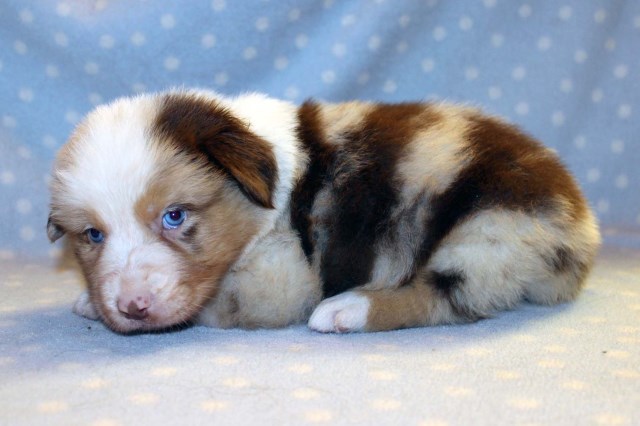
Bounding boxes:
47 91 278 332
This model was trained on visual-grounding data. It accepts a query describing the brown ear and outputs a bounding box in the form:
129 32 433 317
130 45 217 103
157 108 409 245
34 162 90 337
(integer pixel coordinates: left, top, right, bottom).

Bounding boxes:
47 214 65 242
154 94 278 209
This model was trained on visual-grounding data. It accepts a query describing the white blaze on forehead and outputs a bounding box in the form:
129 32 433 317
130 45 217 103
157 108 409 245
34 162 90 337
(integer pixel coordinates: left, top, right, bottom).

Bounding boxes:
55 94 164 223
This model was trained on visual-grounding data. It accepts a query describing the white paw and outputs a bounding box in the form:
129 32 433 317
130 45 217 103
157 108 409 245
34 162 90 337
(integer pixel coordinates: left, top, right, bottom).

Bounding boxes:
72 291 100 320
308 292 370 333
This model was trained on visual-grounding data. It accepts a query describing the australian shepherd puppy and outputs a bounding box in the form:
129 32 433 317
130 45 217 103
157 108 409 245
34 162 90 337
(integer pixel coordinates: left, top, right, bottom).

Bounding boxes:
47 90 600 334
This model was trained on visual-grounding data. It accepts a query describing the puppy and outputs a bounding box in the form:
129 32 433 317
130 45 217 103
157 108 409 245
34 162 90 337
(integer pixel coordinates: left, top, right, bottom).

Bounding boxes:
47 90 600 333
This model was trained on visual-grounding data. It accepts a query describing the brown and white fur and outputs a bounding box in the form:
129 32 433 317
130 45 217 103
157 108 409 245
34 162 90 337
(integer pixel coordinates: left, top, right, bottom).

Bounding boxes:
47 90 600 334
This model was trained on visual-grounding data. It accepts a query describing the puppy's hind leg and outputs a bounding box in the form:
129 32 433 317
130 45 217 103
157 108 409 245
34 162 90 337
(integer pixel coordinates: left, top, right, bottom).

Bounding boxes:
308 276 461 333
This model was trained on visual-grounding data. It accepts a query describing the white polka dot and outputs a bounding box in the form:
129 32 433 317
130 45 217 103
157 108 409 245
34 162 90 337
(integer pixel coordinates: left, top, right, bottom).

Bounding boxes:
518 4 532 18
161 14 176 29
292 388 320 400
20 227 35 242
396 41 408 53
495 370 521 380
508 398 540 410
38 400 68 413
99 34 115 49
612 369 640 379
164 56 180 71
560 78 573 93
197 34 216 49
131 83 146 93
243 46 257 60
593 414 630 426
65 110 80 124
151 367 178 377
1 171 16 185
459 16 473 31
614 175 628 189
368 35 381 51
288 8 301 21
18 88 34 102
295 34 308 49
491 33 504 47
591 88 604 103
558 6 572 20
288 363 313 374
274 56 289 70
54 32 69 47
56 2 71 16
129 393 159 405
465 67 479 80
614 64 628 79
371 398 402 411
597 199 609 214
574 49 588 63
0 250 15 260
562 380 588 390
3 115 17 128
537 36 552 51
222 377 250 388
255 17 269 32
512 66 526 80
357 72 370 85
445 386 475 397
594 9 606 23
605 38 616 51
304 409 333 423
46 64 60 78
89 93 103 105
321 70 336 84
399 14 411 28
383 79 397 94
611 139 625 153
284 86 299 100
16 199 32 215
90 419 120 426
131 32 146 46
618 104 632 119
43 135 58 148
342 14 356 27
635 15 640 29
82 378 109 389
323 0 335 8
14 40 28 54
538 359 565 369
17 146 31 160
211 0 225 12
574 135 586 149
212 355 239 365
488 86 502 100
515 102 529 115
483 0 496 8
20 9 34 24
421 58 435 73
215 72 229 86
369 370 398 381
84 62 100 75
433 26 447 41
200 400 229 412
332 43 346 57
552 111 565 126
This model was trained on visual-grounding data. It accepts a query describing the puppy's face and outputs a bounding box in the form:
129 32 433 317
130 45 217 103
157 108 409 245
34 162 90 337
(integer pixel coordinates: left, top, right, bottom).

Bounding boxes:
47 93 277 332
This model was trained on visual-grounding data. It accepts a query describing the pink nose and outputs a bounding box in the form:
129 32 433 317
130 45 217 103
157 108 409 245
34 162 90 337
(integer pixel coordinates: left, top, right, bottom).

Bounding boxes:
117 294 152 320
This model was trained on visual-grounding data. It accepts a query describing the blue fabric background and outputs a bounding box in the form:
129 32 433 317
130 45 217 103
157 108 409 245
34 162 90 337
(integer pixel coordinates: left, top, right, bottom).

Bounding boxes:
0 0 638 259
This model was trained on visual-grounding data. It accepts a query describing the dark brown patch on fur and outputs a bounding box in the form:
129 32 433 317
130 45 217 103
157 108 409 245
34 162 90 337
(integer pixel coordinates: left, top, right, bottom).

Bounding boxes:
307 103 426 297
154 94 278 208
291 101 337 259
420 114 588 264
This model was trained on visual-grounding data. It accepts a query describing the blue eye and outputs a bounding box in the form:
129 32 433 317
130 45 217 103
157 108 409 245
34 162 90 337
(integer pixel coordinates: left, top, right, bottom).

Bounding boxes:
86 228 104 244
162 209 186 229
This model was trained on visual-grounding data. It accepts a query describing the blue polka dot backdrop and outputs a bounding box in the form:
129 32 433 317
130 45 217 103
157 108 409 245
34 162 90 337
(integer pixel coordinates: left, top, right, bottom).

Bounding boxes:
0 0 638 259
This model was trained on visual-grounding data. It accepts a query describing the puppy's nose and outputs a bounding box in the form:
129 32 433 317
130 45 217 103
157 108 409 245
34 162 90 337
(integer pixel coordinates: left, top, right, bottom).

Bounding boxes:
118 295 151 320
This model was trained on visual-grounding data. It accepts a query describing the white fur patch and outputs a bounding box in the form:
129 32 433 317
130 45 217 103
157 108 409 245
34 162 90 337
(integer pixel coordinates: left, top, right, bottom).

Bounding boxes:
308 292 370 333
72 291 99 320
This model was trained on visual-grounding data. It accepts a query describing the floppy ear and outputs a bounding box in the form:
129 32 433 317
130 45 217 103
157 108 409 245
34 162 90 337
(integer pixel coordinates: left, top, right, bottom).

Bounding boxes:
47 214 65 242
154 94 278 209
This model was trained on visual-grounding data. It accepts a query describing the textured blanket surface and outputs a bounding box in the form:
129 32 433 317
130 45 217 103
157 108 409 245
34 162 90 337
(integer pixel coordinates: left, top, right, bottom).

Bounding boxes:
1 248 639 426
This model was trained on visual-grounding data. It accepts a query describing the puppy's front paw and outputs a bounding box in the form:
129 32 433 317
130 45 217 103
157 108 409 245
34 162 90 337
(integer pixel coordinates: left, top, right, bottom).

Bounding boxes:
72 291 100 320
308 292 370 333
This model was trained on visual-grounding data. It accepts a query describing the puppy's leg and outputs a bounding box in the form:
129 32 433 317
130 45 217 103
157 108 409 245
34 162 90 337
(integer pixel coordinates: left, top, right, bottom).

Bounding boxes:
72 290 100 320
